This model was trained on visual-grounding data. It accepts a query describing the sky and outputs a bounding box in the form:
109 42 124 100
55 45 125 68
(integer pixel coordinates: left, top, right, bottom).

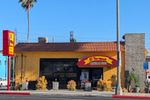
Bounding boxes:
0 0 150 53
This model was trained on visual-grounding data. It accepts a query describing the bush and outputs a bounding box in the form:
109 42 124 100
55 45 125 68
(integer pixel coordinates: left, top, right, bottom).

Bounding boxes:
67 80 76 91
36 76 47 90
97 80 112 91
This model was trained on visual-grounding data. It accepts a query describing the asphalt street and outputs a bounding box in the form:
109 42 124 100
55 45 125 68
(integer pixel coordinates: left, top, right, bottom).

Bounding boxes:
0 95 140 100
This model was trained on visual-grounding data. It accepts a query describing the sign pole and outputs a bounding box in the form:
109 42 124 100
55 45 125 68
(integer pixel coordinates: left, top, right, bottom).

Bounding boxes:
3 30 15 91
7 56 10 90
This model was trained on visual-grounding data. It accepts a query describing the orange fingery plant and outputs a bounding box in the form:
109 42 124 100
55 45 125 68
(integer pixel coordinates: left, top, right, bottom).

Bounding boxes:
36 76 48 90
97 80 112 91
67 80 77 91
97 80 106 91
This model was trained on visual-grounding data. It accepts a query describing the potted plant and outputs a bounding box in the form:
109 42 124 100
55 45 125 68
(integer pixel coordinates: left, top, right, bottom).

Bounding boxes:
127 72 140 92
134 74 141 92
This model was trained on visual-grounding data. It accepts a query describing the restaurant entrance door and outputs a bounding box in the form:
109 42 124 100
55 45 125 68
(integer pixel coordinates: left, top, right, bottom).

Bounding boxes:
80 68 103 89
90 68 103 89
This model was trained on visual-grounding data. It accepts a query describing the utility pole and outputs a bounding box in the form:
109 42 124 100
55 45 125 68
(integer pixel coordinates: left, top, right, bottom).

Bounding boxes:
115 0 122 95
14 28 17 44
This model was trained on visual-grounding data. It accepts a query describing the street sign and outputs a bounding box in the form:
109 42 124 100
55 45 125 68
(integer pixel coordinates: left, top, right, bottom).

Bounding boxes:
144 61 148 70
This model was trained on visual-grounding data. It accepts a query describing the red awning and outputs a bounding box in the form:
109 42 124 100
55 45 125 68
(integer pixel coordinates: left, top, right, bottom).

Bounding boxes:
77 55 117 68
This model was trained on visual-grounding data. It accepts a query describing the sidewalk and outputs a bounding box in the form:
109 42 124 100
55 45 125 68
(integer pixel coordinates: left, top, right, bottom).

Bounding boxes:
30 90 114 97
0 90 114 97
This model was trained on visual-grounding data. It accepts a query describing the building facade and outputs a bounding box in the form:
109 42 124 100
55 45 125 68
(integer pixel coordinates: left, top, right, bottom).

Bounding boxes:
14 33 146 90
14 41 125 89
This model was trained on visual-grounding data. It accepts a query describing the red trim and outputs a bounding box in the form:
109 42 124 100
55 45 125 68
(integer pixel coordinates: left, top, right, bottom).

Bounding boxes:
112 95 150 99
77 55 117 68
0 91 30 95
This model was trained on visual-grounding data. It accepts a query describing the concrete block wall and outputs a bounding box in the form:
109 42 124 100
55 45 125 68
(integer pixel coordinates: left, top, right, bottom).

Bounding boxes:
125 33 145 88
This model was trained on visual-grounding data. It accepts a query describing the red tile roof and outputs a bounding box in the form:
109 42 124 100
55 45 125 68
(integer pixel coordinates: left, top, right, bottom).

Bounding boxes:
15 42 125 52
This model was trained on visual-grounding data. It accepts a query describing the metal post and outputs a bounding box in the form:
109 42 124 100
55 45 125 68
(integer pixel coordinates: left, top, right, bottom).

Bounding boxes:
21 54 23 84
115 0 122 95
5 60 7 80
7 56 10 90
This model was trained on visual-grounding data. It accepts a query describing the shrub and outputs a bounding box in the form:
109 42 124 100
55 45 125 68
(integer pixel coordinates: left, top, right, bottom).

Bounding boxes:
67 80 76 91
36 76 47 90
97 80 112 91
97 80 106 91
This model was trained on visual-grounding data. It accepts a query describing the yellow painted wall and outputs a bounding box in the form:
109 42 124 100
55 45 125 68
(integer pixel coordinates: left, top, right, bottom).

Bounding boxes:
103 51 125 88
15 51 125 87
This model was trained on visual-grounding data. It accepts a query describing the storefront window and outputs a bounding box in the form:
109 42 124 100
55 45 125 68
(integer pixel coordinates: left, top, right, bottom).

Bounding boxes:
40 58 80 89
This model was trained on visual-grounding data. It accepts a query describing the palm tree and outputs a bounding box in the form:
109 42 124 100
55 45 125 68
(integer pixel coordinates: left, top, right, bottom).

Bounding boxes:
19 0 37 42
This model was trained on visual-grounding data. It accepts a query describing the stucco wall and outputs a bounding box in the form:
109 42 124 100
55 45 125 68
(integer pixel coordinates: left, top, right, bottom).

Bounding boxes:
15 51 125 87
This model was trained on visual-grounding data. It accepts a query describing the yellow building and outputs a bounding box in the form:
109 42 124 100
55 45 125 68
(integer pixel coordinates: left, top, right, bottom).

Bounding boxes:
15 41 125 89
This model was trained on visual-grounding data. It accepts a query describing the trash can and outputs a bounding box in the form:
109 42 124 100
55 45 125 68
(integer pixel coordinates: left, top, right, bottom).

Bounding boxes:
52 82 59 90
84 82 92 91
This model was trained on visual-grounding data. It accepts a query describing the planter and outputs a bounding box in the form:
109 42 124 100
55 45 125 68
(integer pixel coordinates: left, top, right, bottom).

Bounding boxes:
84 82 92 91
112 86 116 92
135 87 140 93
52 82 59 90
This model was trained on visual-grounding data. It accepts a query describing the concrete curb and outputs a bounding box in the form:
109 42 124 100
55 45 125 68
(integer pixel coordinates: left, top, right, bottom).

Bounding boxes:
0 91 30 95
112 95 150 99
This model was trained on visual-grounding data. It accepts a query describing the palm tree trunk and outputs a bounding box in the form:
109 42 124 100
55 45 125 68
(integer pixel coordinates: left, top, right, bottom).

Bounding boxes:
27 9 30 42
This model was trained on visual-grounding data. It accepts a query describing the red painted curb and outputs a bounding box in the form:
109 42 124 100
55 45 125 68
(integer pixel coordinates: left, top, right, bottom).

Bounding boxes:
0 92 30 95
112 95 150 99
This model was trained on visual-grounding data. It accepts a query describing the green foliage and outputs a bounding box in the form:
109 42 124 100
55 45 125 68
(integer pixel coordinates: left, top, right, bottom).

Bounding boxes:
128 72 139 87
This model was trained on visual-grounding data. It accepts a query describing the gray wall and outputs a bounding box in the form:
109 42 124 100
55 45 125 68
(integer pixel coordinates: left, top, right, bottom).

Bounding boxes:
125 33 145 88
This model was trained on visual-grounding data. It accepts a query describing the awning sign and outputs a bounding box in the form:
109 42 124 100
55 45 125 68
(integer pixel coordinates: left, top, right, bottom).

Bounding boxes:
77 55 117 68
